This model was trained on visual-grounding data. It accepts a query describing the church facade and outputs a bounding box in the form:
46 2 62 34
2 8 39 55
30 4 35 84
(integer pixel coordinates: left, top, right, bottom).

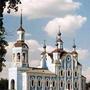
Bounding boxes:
8 13 86 90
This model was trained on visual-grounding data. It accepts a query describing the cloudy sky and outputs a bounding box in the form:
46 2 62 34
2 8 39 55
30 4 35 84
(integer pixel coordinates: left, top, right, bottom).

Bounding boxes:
0 0 90 82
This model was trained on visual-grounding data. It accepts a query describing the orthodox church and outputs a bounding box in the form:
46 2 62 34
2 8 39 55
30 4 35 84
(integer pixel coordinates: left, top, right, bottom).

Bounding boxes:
8 12 86 90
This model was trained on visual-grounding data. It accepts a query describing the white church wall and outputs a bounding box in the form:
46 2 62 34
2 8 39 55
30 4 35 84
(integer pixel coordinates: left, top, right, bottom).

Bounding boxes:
46 54 55 73
8 67 18 90
22 72 28 90
17 70 23 90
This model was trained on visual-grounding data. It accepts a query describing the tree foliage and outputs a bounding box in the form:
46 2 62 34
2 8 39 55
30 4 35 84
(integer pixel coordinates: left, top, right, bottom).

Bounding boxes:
0 78 8 90
86 82 90 90
0 0 21 72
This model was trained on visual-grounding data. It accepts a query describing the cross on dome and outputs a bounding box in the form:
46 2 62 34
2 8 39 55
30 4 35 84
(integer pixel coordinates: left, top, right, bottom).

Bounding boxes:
58 25 61 36
73 39 76 51
43 40 46 51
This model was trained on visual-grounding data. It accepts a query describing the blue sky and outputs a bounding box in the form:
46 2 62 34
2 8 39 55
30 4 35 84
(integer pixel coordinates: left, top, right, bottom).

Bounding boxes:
1 0 90 81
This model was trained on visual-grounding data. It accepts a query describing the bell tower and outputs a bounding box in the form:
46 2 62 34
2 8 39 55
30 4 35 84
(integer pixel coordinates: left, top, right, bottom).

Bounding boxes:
12 10 29 68
56 26 63 50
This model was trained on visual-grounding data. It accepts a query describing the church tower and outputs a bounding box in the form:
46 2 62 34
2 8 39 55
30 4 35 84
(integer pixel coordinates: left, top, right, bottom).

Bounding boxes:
40 40 47 69
12 10 29 67
9 10 29 90
56 26 63 50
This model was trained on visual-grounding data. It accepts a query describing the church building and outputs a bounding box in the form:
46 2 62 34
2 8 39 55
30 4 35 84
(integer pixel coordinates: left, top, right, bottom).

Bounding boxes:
8 12 86 90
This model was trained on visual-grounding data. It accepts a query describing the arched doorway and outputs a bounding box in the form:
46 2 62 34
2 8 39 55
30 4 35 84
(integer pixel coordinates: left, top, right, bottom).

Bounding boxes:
11 79 15 90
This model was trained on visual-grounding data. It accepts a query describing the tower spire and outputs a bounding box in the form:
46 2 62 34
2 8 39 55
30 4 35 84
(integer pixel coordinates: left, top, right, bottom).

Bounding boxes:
20 9 22 27
43 40 46 52
73 39 76 51
17 9 25 41
55 36 58 49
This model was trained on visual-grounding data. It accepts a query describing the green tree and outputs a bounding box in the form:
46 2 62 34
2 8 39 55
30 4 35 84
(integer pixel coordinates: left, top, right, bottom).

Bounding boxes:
0 0 21 71
86 82 90 90
0 78 8 90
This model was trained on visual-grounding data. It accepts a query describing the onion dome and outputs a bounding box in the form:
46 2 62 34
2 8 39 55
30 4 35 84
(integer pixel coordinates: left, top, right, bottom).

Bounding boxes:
14 41 28 48
72 39 78 57
41 40 47 55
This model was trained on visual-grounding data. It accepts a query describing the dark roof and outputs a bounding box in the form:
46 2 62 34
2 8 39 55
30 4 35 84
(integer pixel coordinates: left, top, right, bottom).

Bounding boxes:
41 51 46 55
26 67 56 75
77 61 82 66
71 51 78 54
17 26 25 32
14 40 28 48
48 48 67 59
48 53 53 59
51 48 64 53
81 75 86 79
56 39 63 42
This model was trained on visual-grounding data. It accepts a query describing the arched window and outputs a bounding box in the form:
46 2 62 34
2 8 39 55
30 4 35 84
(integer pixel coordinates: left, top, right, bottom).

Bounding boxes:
75 82 77 88
75 71 77 77
22 53 25 63
53 81 55 87
38 80 41 87
46 80 49 87
61 70 63 76
11 79 15 90
68 70 71 76
17 53 20 62
67 83 70 90
31 80 34 87
60 81 63 87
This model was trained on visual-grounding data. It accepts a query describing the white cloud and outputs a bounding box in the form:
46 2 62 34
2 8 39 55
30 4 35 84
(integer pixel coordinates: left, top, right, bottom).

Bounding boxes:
39 45 54 53
65 48 89 60
44 15 87 37
25 33 31 37
6 0 80 19
77 49 89 60
26 40 41 52
83 68 90 82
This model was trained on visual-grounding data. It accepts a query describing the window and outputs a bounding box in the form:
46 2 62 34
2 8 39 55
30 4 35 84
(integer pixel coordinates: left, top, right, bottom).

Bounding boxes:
53 81 55 87
61 70 63 76
68 70 70 76
22 53 25 63
75 71 77 77
68 83 70 90
38 80 41 87
31 80 34 87
67 55 71 62
75 82 77 88
61 81 63 87
46 80 49 87
11 79 15 90
17 53 20 62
